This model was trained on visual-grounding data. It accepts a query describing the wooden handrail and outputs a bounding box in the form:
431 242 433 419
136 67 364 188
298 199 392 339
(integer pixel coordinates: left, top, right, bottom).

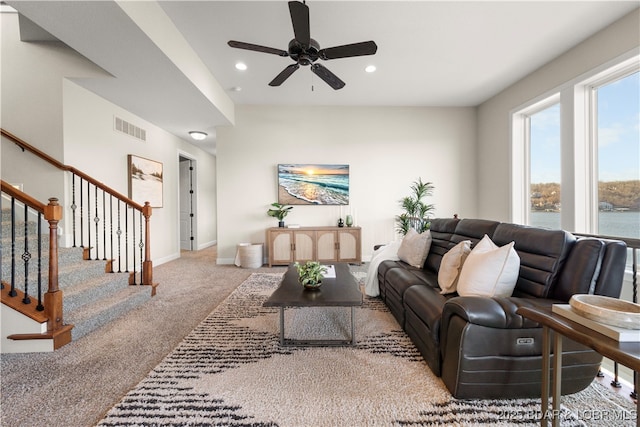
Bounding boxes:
1 180 46 214
2 128 155 289
1 128 144 211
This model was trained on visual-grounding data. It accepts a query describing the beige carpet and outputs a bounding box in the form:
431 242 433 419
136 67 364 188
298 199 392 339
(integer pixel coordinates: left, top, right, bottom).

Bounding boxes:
1 247 286 427
96 272 637 427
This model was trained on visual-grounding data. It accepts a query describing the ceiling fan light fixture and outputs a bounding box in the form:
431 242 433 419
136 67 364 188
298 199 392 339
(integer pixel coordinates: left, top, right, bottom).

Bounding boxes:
227 1 377 90
365 65 377 73
235 62 247 71
189 131 208 141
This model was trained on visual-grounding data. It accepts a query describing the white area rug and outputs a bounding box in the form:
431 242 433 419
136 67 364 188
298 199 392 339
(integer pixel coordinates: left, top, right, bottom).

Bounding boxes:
97 273 636 426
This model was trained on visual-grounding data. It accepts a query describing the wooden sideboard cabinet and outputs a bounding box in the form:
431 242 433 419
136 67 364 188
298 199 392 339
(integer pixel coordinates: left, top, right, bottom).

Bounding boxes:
266 226 362 267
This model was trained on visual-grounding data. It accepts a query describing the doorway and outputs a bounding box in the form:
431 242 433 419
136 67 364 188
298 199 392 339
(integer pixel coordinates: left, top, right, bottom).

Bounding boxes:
179 155 197 250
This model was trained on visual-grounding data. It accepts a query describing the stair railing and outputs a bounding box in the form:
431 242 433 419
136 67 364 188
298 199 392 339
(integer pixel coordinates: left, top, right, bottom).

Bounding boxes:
1 128 155 294
1 181 70 339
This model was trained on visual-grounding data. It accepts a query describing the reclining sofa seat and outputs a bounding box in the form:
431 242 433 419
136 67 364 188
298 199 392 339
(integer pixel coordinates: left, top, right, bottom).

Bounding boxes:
377 218 627 399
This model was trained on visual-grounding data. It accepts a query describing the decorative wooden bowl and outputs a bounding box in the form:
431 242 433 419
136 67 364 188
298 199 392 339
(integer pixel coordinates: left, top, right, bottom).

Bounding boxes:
569 294 640 330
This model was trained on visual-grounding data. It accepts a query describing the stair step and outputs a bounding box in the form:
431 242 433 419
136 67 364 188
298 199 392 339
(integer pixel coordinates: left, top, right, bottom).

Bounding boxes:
66 285 150 340
63 272 131 312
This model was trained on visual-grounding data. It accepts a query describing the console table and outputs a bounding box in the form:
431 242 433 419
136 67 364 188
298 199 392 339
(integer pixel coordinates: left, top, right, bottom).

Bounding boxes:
516 305 639 427
266 226 361 267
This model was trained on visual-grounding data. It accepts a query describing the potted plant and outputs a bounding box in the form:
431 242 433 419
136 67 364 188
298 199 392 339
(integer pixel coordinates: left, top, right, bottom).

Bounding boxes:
294 261 327 289
396 178 435 235
267 202 293 227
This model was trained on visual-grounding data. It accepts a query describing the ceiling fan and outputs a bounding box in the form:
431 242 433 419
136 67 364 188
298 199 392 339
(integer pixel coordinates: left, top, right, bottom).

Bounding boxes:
228 0 377 90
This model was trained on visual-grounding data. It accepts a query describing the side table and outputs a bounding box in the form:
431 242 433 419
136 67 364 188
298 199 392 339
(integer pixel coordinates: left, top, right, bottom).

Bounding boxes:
517 305 639 427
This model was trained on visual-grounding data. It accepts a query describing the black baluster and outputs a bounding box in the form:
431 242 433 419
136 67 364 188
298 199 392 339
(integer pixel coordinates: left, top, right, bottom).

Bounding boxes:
22 203 31 304
87 181 91 259
116 201 122 273
71 173 77 247
102 191 107 260
125 204 129 273
109 195 114 273
131 210 137 285
36 213 44 311
79 177 84 248
9 197 17 297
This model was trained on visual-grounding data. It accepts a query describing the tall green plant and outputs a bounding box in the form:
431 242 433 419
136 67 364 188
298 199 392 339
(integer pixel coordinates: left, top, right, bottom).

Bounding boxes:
396 178 435 235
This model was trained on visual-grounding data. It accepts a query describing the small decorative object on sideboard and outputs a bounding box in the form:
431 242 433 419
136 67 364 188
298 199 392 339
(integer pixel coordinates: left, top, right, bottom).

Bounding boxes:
267 202 293 227
569 294 640 329
345 214 353 227
337 218 344 227
294 261 327 290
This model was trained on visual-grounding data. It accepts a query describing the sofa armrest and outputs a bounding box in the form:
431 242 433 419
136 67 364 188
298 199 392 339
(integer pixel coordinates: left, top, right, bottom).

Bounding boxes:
441 296 552 330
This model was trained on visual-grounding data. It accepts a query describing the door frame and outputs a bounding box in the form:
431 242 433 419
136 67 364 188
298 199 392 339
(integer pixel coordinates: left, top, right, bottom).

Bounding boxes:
178 151 197 251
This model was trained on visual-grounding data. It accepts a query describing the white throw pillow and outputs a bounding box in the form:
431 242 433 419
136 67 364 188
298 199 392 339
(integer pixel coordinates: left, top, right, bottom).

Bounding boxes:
438 240 472 294
457 234 520 297
397 228 432 268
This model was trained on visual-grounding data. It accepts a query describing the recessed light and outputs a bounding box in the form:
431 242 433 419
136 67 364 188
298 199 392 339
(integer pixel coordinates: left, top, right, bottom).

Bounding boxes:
189 131 208 141
235 62 247 71
230 86 242 92
365 65 376 73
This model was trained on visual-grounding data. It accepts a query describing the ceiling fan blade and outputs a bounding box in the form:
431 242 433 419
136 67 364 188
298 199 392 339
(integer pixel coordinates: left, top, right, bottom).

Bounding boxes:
311 63 345 90
288 1 310 47
319 41 378 60
269 64 300 86
228 40 288 57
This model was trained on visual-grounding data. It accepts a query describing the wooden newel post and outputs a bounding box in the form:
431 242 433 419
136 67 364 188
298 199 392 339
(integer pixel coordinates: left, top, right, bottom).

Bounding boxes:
43 198 63 332
142 202 155 294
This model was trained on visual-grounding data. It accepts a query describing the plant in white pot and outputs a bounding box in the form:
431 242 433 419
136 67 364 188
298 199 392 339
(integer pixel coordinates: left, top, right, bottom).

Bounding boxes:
267 202 293 227
294 261 327 289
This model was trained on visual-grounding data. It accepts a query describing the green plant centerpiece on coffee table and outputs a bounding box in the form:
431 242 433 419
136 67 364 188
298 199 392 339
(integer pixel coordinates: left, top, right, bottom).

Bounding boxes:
267 202 293 227
294 261 328 290
396 178 435 235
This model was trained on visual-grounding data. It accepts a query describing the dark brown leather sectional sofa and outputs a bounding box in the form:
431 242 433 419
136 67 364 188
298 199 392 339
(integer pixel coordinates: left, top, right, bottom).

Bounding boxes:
377 218 627 399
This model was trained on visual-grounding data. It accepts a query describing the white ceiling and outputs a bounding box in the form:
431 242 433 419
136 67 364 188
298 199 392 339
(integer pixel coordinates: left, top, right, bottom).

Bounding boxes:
7 1 639 154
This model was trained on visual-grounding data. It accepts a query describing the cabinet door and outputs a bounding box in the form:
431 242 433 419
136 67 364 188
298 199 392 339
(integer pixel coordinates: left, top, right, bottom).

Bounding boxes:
316 230 337 263
270 230 293 266
337 229 361 264
293 230 315 263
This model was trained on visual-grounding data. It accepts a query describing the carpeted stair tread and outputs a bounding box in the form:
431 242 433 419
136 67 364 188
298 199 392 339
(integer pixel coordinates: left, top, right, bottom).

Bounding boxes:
3 254 109 292
62 272 132 312
66 285 151 340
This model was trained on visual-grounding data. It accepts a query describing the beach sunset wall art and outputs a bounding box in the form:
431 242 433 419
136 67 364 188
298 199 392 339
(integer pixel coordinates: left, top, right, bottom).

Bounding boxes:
277 164 349 205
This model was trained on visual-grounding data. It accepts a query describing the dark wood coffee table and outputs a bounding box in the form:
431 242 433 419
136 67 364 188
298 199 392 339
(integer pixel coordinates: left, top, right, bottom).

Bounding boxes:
263 263 363 346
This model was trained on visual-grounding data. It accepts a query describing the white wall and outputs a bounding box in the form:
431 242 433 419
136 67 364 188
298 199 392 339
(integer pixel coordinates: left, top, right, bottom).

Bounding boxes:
1 13 105 202
476 8 640 222
62 81 217 263
216 105 477 263
1 12 217 264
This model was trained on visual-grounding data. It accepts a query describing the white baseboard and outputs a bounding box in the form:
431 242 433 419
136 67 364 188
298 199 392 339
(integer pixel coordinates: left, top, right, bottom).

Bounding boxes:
154 253 180 267
198 240 216 250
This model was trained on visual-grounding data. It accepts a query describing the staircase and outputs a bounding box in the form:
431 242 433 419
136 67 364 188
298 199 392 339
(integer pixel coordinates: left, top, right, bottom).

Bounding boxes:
1 207 151 352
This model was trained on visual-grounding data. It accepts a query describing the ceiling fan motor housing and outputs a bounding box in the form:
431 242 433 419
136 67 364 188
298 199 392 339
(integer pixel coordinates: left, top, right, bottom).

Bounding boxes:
288 38 319 65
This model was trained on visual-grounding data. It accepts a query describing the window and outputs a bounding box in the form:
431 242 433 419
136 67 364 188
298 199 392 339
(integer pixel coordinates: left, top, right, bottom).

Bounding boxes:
528 103 561 230
512 55 639 239
593 71 640 239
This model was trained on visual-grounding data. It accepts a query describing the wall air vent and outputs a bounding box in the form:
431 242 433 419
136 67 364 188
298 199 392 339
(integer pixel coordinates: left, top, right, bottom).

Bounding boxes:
114 116 146 142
